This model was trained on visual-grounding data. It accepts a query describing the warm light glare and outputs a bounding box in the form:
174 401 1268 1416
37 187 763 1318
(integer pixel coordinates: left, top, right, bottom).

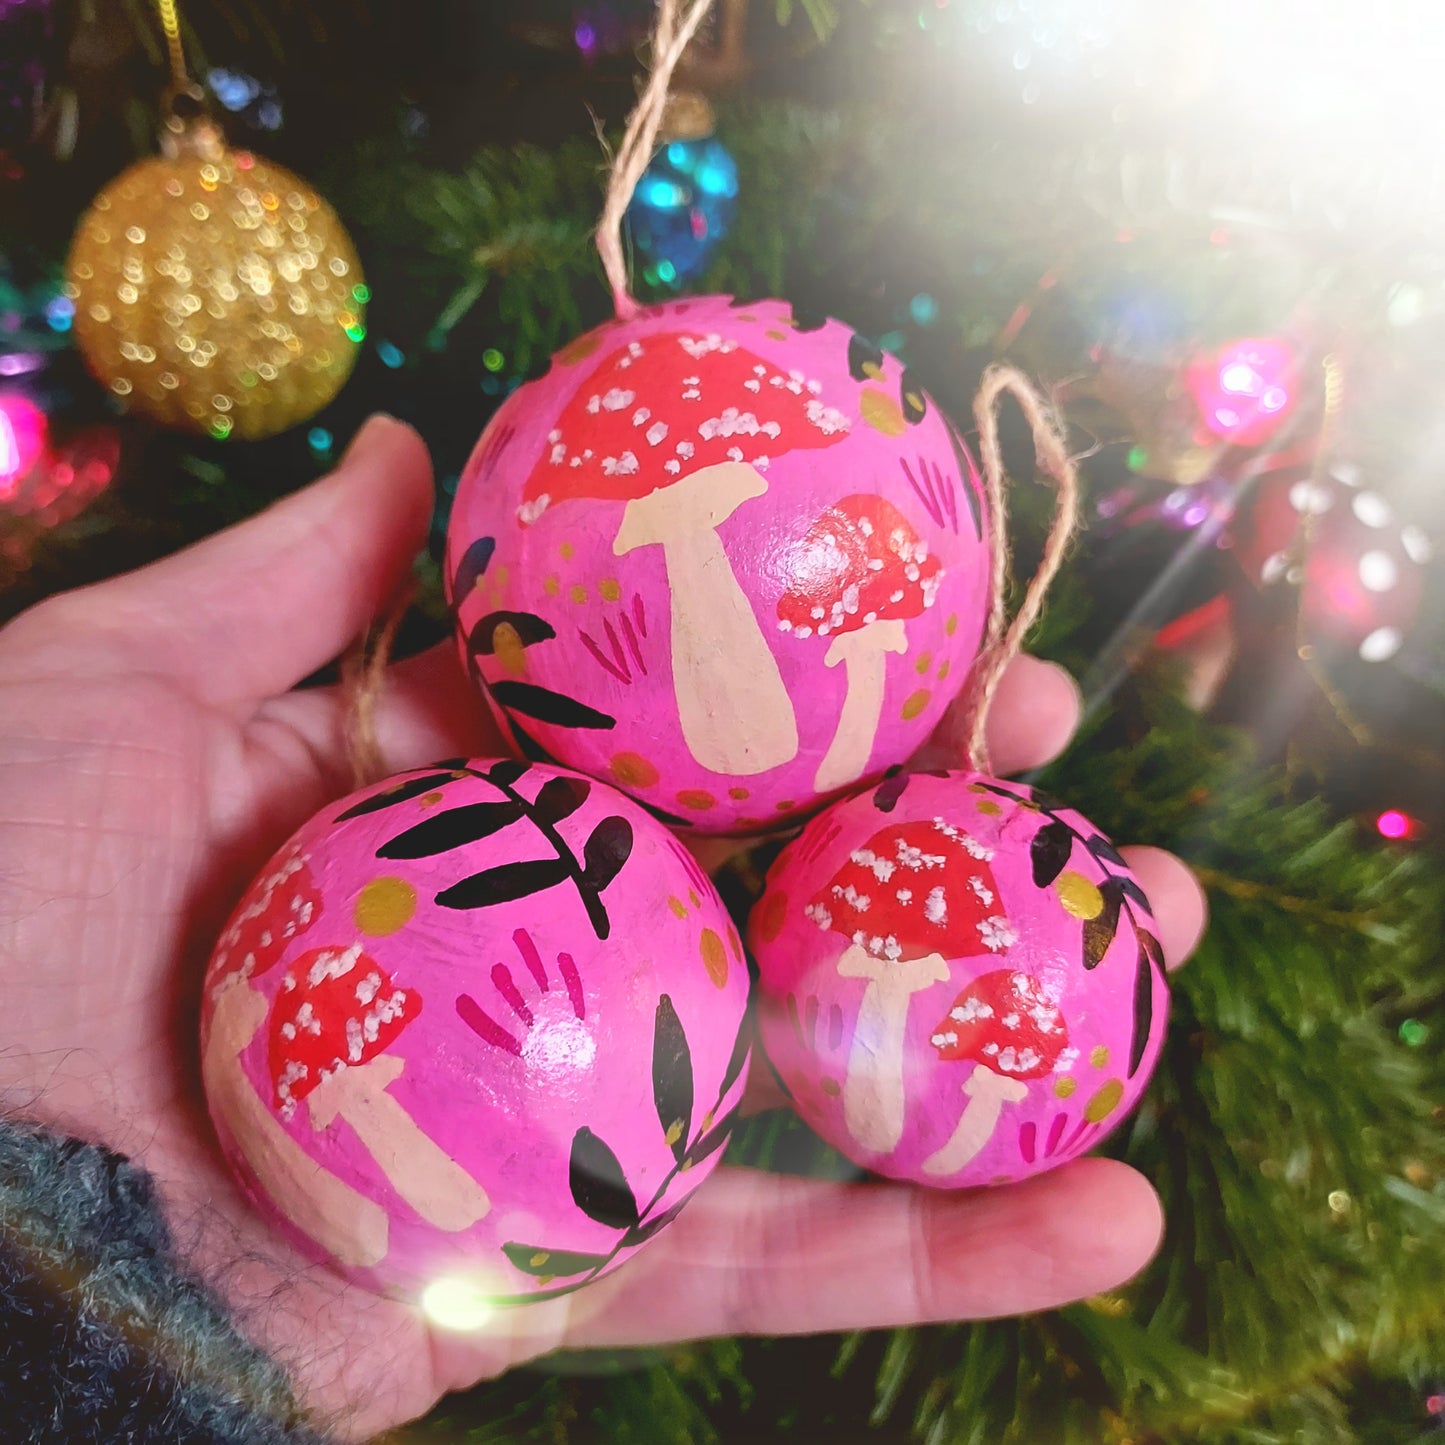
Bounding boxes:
1376 810 1413 840
420 1277 497 1332
0 393 48 492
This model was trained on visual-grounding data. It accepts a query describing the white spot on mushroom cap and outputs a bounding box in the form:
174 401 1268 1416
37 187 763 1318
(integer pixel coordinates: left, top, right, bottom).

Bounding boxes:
924 886 947 925
306 943 364 989
600 388 635 412
601 452 639 476
518 494 550 524
646 420 669 446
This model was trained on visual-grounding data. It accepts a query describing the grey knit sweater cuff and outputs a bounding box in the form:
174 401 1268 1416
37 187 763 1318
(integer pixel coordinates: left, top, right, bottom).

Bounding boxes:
0 1116 335 1444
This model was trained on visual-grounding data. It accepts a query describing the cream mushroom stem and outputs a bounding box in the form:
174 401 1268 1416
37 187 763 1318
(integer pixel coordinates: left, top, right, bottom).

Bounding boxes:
921 1063 1030 1177
307 1053 491 1232
837 943 950 1153
202 979 390 1269
612 459 799 776
813 617 909 794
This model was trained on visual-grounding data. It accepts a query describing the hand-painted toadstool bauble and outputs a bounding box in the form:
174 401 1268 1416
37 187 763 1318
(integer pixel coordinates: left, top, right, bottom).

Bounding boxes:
446 295 992 836
749 770 1169 1187
200 758 751 1303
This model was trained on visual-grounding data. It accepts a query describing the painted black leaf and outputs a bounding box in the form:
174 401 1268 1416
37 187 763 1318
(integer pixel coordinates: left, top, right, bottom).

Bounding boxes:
491 680 617 730
501 1241 610 1279
569 1127 639 1230
1028 788 1068 814
652 995 694 1164
1083 877 1126 969
335 772 455 821
1137 928 1165 968
900 368 927 425
622 1199 691 1247
468 610 556 656
682 1105 741 1170
1119 877 1153 914
945 423 984 540
1086 834 1127 867
450 536 495 605
486 759 530 788
436 856 571 910
532 775 590 826
872 767 910 814
378 801 523 859
1030 820 1074 887
789 305 828 332
718 1012 752 1101
637 797 694 828
1129 935 1160 1077
848 332 885 381
506 719 563 765
582 816 634 891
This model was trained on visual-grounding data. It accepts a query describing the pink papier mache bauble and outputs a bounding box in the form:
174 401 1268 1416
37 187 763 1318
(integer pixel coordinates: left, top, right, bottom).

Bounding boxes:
749 770 1169 1187
446 295 991 836
200 758 751 1304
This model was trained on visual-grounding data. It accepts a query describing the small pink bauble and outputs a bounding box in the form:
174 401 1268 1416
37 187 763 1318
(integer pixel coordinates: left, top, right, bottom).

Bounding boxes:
749 770 1169 1187
200 758 751 1303
446 295 991 836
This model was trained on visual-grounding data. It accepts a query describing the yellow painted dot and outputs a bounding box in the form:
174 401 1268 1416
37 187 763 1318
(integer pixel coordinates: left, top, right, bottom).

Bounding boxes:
700 929 729 988
678 789 717 811
945 614 959 636
728 786 750 800
1054 1076 1077 1099
727 923 743 960
570 584 588 604
861 361 886 381
543 575 560 596
492 622 527 677
421 791 444 807
976 800 1002 816
915 652 933 675
765 328 788 341
355 877 417 936
668 896 688 919
600 578 622 602
610 752 659 788
775 799 797 813
900 689 931 720
821 1077 841 1097
1090 1045 1110 1069
1084 1079 1124 1123
558 331 603 365
755 891 788 942
664 1119 684 1147
495 564 510 589
688 889 701 909
936 661 951 682
530 1251 549 1268
860 387 906 437
1056 871 1104 920
559 541 575 560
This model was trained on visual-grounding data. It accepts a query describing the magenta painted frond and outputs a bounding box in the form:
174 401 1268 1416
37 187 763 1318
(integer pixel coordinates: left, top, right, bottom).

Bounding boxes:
556 951 586 1020
1019 1121 1037 1164
579 626 631 683
804 994 820 1050
786 992 807 1050
632 592 647 638
828 1003 844 1052
513 928 549 991
1045 1110 1069 1156
491 962 533 1025
456 993 521 1056
618 612 647 674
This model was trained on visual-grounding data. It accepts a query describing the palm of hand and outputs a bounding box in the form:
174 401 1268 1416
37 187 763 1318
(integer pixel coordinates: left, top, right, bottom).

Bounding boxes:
0 420 1205 1443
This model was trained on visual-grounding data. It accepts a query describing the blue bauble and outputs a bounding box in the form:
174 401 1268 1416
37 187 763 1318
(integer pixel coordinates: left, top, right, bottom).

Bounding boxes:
625 136 738 287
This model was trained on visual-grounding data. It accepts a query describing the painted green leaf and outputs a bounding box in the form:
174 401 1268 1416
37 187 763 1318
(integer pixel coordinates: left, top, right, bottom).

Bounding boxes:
500 1241 611 1279
652 995 694 1165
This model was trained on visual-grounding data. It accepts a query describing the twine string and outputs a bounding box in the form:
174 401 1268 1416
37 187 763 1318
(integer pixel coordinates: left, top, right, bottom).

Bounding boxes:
341 586 414 791
955 364 1083 774
596 0 717 320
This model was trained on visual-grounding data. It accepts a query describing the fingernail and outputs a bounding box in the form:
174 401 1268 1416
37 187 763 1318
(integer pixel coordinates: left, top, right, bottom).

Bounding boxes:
340 412 401 465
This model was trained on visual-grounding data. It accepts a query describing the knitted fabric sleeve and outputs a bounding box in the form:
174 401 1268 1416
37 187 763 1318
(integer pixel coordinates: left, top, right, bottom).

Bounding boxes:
0 1116 335 1445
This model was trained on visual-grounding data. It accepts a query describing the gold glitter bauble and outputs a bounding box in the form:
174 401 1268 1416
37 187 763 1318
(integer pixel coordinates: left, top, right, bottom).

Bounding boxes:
65 139 366 440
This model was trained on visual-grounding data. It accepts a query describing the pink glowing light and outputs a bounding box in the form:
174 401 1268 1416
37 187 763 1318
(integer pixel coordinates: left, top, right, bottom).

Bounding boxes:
1376 810 1414 840
1187 337 1297 447
0 392 49 499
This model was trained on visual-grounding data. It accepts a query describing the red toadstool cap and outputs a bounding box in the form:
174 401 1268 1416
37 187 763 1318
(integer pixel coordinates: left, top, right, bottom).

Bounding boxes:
519 331 851 519
803 818 1015 965
778 495 942 640
267 945 419 1117
212 846 322 986
930 969 1070 1078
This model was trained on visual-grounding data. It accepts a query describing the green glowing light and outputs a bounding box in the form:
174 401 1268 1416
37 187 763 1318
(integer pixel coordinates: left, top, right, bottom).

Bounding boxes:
482 348 505 373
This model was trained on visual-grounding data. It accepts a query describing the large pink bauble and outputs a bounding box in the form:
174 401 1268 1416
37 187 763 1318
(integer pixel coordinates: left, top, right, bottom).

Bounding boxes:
446 295 991 836
749 770 1169 1187
199 758 751 1303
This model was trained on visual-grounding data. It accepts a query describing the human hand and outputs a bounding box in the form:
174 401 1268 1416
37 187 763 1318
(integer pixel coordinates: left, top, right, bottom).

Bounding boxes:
0 416 1206 1441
